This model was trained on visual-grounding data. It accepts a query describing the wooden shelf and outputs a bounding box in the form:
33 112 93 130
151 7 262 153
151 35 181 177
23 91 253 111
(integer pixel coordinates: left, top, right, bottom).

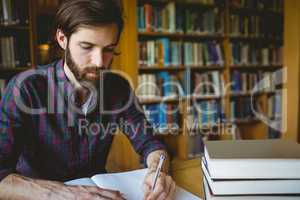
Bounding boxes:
233 118 261 124
229 91 275 97
229 35 282 42
138 96 181 104
229 65 282 70
0 24 29 31
138 31 224 40
139 65 185 72
176 2 217 9
230 92 258 97
138 65 224 72
0 67 31 73
230 6 283 16
189 94 222 100
189 65 225 71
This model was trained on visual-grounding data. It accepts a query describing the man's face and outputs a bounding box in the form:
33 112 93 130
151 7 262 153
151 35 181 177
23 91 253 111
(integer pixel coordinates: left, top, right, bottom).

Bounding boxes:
65 24 119 84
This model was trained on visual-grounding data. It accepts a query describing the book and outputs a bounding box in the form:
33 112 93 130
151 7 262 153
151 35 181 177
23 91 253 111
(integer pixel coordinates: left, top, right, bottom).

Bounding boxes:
0 79 5 99
65 168 201 200
229 42 282 66
203 177 299 200
204 139 300 179
202 161 300 195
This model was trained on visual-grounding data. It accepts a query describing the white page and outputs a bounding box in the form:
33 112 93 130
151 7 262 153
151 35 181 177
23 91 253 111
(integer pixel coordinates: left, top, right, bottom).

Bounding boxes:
65 177 96 186
91 168 201 200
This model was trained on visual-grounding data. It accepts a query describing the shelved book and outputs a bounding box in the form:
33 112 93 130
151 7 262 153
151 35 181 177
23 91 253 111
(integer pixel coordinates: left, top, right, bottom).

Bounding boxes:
0 79 6 99
230 70 276 94
229 0 283 12
230 97 259 121
0 36 30 69
187 100 223 130
137 1 223 34
268 90 282 120
0 36 20 69
0 0 29 25
229 14 283 38
229 42 283 66
143 104 180 134
138 39 224 67
137 72 184 99
193 71 223 96
138 39 182 66
184 41 224 66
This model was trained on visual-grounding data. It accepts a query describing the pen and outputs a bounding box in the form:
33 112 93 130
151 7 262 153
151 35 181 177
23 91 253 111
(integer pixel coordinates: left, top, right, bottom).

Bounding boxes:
151 154 166 191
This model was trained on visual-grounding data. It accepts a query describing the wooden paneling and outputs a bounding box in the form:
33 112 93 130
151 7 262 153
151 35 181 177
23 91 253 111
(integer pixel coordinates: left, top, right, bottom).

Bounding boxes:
107 0 141 171
283 0 300 142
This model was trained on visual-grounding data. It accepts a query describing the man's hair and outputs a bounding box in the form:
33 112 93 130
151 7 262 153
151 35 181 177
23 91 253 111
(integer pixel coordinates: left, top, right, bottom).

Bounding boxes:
54 0 124 40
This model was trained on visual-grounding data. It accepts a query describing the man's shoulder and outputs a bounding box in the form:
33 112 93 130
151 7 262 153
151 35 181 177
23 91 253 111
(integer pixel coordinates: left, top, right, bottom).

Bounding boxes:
8 60 60 92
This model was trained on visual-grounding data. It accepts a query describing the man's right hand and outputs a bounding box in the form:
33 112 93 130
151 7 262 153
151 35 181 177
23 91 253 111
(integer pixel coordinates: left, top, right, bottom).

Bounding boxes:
0 173 126 200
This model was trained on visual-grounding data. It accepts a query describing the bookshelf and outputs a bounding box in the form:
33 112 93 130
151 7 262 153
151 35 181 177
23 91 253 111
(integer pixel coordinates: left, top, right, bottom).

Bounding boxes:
114 0 285 162
0 0 37 97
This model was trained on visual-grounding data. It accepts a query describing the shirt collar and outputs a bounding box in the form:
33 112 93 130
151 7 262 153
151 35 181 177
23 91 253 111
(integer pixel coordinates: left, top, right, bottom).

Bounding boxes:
56 59 69 83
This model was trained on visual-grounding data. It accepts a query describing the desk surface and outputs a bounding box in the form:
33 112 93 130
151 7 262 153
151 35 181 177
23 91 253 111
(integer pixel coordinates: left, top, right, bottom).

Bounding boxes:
171 158 203 198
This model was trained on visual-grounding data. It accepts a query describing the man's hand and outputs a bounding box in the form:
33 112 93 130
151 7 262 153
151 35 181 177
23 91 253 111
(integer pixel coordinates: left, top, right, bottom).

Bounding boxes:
50 184 126 200
142 170 176 200
0 173 126 200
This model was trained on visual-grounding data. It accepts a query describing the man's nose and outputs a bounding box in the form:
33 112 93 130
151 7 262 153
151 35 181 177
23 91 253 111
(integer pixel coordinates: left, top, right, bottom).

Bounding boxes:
91 49 104 67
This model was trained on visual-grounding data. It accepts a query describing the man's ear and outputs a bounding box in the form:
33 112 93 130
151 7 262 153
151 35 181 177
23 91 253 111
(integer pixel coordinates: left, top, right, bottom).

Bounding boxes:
56 29 67 50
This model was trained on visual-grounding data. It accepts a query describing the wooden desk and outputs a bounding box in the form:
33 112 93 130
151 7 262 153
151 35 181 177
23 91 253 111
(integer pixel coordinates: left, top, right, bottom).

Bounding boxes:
171 158 204 198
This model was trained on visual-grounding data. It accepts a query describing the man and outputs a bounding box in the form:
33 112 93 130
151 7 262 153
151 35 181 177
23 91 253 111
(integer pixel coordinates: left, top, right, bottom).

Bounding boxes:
0 0 176 199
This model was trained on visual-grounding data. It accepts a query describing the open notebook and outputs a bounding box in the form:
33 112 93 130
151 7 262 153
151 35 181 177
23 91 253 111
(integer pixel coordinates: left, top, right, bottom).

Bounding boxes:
65 168 201 200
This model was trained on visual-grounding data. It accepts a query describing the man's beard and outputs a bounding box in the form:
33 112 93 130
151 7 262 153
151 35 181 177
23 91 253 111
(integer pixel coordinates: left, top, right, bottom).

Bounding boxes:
65 45 110 84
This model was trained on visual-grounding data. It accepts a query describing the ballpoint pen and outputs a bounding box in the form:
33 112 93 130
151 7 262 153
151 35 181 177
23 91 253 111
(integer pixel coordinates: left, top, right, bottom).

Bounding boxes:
151 154 166 191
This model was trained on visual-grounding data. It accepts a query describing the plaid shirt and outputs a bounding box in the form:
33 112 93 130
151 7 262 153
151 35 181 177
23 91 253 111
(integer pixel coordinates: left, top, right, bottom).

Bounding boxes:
0 59 166 181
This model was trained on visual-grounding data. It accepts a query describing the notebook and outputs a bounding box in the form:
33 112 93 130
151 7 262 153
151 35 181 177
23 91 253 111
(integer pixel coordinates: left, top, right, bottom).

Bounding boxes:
65 168 201 200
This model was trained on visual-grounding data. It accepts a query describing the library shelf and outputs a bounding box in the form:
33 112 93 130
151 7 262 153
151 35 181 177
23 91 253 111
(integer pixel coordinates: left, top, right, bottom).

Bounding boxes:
138 31 225 40
229 65 282 70
138 96 181 104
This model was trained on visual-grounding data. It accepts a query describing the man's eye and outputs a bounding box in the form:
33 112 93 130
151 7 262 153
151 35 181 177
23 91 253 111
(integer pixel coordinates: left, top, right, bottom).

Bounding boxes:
80 45 93 50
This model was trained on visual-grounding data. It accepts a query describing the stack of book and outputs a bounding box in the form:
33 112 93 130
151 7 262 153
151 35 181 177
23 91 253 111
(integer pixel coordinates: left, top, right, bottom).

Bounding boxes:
202 139 300 199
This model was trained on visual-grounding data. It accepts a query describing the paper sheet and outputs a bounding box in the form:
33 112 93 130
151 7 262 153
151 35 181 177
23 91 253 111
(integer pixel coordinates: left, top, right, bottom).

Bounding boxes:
65 169 201 200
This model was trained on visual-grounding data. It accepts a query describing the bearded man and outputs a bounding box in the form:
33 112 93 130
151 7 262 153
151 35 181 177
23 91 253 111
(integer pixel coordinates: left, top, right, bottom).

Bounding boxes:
0 0 176 199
